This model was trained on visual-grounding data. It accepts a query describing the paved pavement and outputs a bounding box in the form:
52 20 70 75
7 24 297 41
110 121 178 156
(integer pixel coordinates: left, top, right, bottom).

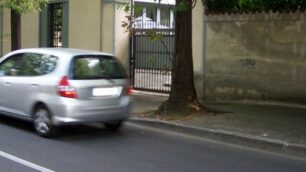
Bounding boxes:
130 92 306 159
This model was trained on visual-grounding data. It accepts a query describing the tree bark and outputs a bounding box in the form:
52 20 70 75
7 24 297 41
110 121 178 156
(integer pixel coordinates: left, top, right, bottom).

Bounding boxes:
158 0 203 115
11 9 21 51
169 0 196 103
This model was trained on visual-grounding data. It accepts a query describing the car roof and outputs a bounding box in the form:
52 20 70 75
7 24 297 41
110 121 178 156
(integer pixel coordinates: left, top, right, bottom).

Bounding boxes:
8 48 113 57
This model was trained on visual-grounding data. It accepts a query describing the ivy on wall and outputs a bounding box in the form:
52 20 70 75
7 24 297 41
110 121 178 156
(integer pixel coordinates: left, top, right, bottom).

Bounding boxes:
203 0 306 14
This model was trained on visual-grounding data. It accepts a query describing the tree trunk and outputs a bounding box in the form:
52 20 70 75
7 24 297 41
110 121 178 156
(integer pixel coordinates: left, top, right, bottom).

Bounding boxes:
11 9 21 51
170 0 195 103
158 0 203 115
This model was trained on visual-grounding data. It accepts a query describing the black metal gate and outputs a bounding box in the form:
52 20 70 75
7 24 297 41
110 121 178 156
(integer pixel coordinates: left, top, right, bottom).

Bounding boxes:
130 28 175 93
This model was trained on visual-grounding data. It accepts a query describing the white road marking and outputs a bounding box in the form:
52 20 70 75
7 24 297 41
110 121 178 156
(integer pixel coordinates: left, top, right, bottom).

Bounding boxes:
0 151 55 172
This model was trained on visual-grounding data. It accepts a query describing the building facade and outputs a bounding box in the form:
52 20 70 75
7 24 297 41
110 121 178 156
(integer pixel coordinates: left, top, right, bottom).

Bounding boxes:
0 0 130 65
133 0 175 28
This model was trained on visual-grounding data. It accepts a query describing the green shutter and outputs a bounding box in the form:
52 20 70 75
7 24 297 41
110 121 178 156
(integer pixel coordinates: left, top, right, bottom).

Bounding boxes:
62 2 69 47
39 7 49 47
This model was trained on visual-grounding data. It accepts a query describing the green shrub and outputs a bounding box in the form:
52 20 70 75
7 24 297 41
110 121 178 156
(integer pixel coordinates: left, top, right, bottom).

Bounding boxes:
204 0 306 13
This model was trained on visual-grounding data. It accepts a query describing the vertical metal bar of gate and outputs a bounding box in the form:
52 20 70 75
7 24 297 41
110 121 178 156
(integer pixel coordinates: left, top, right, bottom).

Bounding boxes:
130 26 174 93
129 35 135 87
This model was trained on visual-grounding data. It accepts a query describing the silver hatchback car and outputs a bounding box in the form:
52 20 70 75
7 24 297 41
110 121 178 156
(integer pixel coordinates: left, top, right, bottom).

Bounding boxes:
0 48 131 137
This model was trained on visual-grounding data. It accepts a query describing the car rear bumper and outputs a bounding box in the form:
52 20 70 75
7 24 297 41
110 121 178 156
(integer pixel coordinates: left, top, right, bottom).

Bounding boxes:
50 96 131 125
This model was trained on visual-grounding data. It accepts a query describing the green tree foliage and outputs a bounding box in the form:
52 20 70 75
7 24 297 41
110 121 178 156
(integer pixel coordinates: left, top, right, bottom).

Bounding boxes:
204 0 239 13
1 0 48 13
204 0 306 13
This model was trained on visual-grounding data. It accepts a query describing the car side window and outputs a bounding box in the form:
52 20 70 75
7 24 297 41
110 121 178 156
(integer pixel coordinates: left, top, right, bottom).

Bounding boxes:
0 54 24 76
40 55 58 74
21 53 42 76
0 53 58 77
20 53 58 76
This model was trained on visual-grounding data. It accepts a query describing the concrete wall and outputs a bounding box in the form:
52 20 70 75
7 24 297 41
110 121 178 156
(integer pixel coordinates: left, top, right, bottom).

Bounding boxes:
69 0 101 51
203 12 306 104
21 12 40 49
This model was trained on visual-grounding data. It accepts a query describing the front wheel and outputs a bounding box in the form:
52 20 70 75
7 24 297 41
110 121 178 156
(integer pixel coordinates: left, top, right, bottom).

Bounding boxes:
33 106 58 137
104 120 123 131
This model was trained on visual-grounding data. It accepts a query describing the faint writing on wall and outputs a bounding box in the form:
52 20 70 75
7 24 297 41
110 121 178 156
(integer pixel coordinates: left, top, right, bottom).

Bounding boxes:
239 58 256 68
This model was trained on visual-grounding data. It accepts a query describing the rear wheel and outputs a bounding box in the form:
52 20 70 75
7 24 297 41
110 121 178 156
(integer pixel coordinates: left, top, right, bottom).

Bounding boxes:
104 120 123 131
33 106 58 137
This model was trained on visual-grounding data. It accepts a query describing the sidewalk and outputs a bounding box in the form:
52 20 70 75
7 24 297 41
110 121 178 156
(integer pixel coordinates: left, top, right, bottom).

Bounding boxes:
130 92 306 158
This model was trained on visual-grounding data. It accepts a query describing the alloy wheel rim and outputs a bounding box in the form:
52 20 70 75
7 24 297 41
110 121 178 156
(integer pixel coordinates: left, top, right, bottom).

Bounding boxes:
34 109 50 134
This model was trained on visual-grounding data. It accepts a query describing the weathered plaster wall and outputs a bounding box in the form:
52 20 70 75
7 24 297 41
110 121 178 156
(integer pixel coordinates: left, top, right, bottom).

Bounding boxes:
192 3 205 102
204 12 306 104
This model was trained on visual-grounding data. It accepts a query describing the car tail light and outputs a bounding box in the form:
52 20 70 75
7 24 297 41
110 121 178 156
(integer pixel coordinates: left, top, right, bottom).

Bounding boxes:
57 76 78 98
127 87 132 95
123 86 132 95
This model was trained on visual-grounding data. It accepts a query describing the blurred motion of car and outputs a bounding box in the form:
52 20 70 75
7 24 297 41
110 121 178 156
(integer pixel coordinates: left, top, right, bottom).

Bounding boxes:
0 48 131 137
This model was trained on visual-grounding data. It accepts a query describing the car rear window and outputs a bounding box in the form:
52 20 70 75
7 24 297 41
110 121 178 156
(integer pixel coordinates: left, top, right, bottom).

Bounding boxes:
71 55 127 80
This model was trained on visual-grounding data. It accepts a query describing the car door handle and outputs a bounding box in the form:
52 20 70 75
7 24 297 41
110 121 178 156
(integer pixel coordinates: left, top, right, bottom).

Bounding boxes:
4 82 10 86
31 83 39 87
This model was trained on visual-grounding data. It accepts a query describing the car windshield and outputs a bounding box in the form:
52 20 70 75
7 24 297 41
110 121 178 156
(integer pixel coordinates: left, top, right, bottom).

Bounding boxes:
72 55 127 80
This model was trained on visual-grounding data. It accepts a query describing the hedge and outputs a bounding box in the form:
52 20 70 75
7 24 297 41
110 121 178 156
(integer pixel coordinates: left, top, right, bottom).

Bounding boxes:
203 0 306 13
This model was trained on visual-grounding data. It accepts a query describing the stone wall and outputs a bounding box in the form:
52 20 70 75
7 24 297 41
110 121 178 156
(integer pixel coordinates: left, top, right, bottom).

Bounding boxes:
203 12 306 104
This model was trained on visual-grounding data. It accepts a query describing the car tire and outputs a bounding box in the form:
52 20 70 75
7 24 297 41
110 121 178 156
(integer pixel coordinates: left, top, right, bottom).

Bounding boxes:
33 106 58 137
104 120 123 131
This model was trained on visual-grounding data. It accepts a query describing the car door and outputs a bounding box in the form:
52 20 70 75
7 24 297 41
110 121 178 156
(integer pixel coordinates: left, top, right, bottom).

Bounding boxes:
8 53 47 117
7 53 58 118
0 73 8 112
0 54 24 113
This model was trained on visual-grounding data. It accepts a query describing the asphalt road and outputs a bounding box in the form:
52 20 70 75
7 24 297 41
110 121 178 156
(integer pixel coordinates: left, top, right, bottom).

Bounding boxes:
0 116 305 172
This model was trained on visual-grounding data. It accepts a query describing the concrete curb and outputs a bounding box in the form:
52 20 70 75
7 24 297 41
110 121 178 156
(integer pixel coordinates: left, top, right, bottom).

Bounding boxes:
128 117 306 159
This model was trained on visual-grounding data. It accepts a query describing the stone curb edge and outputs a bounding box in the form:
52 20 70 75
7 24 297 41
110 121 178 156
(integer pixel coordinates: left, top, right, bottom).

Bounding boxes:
128 117 306 159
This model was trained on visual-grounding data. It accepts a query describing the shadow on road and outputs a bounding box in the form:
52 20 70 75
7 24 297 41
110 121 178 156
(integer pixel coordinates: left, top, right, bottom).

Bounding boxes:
0 114 125 140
